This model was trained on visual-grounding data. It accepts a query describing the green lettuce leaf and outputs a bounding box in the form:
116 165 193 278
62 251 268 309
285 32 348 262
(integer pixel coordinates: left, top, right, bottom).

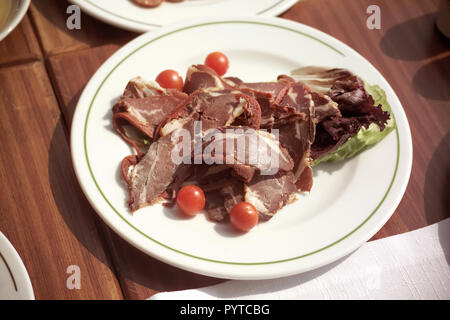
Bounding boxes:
313 83 396 166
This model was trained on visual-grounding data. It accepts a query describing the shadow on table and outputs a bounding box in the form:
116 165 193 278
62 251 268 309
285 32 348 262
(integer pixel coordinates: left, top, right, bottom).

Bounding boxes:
424 131 450 266
32 0 134 47
380 13 449 61
412 55 450 101
47 118 116 268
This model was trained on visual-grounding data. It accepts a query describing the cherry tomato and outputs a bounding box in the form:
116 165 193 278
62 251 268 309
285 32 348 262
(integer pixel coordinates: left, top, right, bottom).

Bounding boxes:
205 52 229 76
176 185 206 216
155 69 183 90
230 202 259 232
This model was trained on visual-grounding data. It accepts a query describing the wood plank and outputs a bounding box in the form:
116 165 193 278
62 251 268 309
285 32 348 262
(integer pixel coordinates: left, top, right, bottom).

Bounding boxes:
29 0 134 56
0 14 41 66
282 0 449 239
47 45 224 299
47 44 121 125
0 62 124 299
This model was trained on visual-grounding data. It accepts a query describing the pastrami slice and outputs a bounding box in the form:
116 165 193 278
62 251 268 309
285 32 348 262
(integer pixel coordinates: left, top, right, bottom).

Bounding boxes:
183 64 236 94
112 94 187 155
291 67 390 160
128 90 261 212
278 82 316 191
244 172 297 220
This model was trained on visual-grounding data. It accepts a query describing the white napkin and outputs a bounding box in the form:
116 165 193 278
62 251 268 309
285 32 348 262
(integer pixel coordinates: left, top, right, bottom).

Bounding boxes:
150 218 450 300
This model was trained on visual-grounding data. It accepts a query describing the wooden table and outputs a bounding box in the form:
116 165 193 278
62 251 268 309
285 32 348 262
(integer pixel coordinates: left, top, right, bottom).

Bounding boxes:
0 0 448 300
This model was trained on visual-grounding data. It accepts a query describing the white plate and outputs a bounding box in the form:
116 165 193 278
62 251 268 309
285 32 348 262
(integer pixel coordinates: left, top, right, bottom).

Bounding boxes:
69 0 299 32
0 0 30 42
71 16 413 280
0 232 34 300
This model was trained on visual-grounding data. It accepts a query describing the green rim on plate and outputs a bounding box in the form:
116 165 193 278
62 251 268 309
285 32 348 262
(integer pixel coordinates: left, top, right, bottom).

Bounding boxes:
83 21 399 265
0 252 17 291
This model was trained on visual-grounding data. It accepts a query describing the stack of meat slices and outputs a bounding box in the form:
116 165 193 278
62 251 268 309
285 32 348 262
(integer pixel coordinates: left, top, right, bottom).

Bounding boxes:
112 64 390 222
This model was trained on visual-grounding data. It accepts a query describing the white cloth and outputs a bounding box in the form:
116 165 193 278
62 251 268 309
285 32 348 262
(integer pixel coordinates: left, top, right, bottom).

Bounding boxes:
150 218 450 300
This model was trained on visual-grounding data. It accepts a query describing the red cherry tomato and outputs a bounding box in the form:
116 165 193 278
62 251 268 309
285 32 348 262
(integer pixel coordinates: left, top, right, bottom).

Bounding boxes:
230 202 259 232
205 52 229 76
155 69 183 90
176 185 206 216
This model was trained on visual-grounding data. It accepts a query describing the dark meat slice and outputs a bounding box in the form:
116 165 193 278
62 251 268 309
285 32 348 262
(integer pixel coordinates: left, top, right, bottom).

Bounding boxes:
291 67 390 160
204 182 244 222
278 82 316 191
158 89 261 137
184 66 302 128
290 67 353 94
328 74 389 127
128 90 261 212
200 126 294 182
221 182 244 214
183 65 236 94
122 76 186 99
237 79 305 128
244 172 297 220
282 71 341 122
240 81 290 103
223 76 243 86
121 155 139 184
129 134 181 211
310 91 340 122
204 191 228 222
112 94 186 155
184 165 235 192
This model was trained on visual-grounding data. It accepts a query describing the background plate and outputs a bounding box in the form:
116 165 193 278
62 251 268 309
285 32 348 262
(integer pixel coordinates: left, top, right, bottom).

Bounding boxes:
0 232 34 300
69 0 299 32
71 16 412 280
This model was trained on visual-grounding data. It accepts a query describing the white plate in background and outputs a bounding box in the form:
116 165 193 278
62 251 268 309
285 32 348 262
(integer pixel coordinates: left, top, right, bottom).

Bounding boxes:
0 0 30 42
0 232 34 300
69 0 299 32
71 16 412 280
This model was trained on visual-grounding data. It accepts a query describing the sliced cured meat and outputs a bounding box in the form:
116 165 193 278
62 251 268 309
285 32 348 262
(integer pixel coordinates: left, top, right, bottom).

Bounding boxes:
204 191 228 222
278 82 316 191
328 74 389 127
183 65 235 94
184 66 302 128
223 76 243 86
128 90 261 212
128 134 180 211
310 91 340 122
112 94 187 155
290 67 353 94
237 79 301 128
159 89 261 137
221 182 245 214
240 81 290 103
121 155 139 184
244 172 297 220
291 67 390 160
123 77 164 98
200 126 294 181
185 165 235 192
279 74 339 120
122 76 187 100
204 182 244 222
